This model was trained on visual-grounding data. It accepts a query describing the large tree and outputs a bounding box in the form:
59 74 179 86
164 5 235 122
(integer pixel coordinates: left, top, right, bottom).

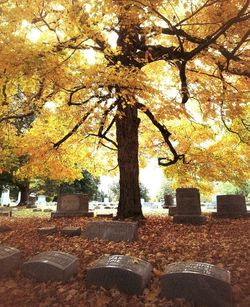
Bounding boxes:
0 0 249 218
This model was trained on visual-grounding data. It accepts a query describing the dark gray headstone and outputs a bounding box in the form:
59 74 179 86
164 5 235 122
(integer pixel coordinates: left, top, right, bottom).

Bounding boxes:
33 208 42 212
173 188 206 224
0 246 21 276
22 251 79 282
84 221 138 242
43 209 53 212
86 254 152 294
51 193 93 218
212 195 249 218
61 226 81 236
164 195 174 208
161 262 232 307
37 226 57 235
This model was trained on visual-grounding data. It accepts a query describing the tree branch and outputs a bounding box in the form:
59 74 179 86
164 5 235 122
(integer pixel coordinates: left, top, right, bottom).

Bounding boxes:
136 102 186 166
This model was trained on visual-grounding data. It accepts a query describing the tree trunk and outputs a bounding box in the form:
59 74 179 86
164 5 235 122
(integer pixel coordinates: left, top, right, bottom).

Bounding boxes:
17 181 30 206
116 100 143 219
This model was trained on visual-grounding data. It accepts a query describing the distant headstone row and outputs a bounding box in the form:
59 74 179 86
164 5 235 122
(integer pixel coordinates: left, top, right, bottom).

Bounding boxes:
0 245 232 306
167 189 249 222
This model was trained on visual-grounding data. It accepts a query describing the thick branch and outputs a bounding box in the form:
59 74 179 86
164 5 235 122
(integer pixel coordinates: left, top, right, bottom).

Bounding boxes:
136 102 185 166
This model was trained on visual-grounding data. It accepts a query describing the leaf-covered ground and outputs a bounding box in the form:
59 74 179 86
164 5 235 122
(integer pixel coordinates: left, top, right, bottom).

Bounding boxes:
0 215 249 307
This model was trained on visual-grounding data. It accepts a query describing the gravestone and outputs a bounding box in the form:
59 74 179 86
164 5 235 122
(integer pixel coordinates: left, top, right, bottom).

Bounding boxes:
61 226 81 236
173 188 206 224
86 254 152 294
27 195 37 208
164 194 174 208
51 193 94 218
37 226 57 235
22 251 79 282
161 262 232 307
0 188 11 206
84 221 138 242
36 195 47 206
212 195 249 218
0 246 21 276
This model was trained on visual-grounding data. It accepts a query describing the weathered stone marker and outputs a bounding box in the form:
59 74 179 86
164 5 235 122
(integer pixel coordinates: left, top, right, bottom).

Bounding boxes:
84 221 138 242
51 193 94 218
37 226 57 235
212 195 249 218
173 188 206 224
164 194 174 208
61 226 81 236
161 262 232 307
86 254 152 294
22 251 79 282
0 246 21 276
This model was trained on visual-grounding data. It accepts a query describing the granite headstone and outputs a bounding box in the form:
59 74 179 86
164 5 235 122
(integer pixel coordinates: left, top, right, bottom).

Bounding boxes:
51 193 94 218
84 221 138 242
0 246 21 276
212 195 249 218
86 254 152 294
22 251 79 282
173 188 206 224
161 262 232 307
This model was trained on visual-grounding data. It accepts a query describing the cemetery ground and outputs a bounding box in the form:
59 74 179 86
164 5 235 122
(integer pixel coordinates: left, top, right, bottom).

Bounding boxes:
0 213 249 307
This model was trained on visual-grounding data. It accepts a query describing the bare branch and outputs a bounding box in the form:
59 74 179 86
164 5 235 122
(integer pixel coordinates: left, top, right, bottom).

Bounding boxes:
136 102 186 166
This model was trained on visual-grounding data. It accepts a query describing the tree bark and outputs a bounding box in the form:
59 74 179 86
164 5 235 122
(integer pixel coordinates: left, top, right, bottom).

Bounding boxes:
17 181 30 206
116 100 143 219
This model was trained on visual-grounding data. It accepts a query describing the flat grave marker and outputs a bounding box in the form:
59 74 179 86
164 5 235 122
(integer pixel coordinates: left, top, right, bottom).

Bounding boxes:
86 254 152 294
0 246 21 276
37 226 57 235
161 262 232 307
84 221 138 242
61 226 81 236
22 251 79 282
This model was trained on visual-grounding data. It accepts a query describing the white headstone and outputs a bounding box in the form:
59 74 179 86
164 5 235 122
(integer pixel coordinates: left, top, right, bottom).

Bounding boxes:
1 188 11 206
36 195 47 206
104 197 109 204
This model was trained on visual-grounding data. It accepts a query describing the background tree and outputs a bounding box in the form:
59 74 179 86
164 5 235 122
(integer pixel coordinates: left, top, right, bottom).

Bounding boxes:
110 181 149 202
0 0 249 218
59 170 100 200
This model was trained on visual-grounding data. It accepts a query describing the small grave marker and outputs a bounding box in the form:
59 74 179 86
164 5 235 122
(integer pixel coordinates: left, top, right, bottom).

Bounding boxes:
61 226 81 236
212 195 249 218
84 221 138 242
22 251 79 282
161 262 232 307
86 254 152 294
37 226 57 235
0 246 21 276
